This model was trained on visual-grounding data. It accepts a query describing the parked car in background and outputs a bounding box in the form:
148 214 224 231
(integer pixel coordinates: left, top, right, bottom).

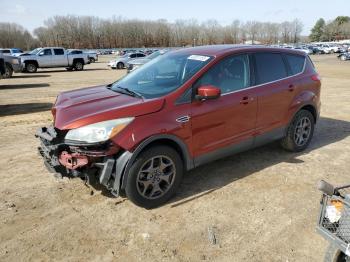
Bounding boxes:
84 51 98 63
20 47 89 73
321 44 340 54
108 52 146 69
126 49 168 73
0 48 24 56
36 45 321 208
1 54 22 78
293 46 312 55
338 52 350 61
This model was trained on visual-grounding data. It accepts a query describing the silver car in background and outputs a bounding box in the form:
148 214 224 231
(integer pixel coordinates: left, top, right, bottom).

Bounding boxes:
108 52 145 69
126 50 169 73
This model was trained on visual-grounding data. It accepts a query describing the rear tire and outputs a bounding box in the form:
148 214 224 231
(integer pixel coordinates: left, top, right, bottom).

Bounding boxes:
324 244 349 262
4 64 13 78
74 61 84 71
25 63 37 73
89 57 95 63
281 109 315 152
117 62 124 69
125 146 183 209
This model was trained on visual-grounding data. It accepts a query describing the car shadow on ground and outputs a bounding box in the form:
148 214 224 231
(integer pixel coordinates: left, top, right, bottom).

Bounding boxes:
10 75 51 78
0 83 50 90
169 116 350 207
0 102 53 116
82 117 350 203
34 68 109 73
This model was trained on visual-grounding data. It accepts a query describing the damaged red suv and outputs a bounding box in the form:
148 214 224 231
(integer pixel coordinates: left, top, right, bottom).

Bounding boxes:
36 45 321 208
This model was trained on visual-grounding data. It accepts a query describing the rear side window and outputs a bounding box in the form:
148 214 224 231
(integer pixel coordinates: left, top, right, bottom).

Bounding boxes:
285 54 305 75
54 49 64 55
2 50 10 54
254 53 287 84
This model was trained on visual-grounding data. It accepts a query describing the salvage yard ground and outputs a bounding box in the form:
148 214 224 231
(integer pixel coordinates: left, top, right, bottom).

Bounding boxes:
0 55 349 261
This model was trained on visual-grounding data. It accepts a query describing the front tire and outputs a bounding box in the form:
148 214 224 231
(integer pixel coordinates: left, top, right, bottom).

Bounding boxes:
117 62 124 69
4 64 13 78
25 63 37 73
89 57 95 63
125 146 183 209
281 109 315 152
324 244 349 262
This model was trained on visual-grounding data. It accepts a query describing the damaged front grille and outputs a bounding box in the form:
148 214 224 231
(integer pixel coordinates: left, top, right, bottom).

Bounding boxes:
35 126 68 175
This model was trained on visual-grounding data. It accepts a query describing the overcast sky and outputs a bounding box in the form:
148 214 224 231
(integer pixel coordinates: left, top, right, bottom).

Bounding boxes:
1 0 349 35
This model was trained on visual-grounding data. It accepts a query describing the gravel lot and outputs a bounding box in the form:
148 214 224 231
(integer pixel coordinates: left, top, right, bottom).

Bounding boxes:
0 54 349 262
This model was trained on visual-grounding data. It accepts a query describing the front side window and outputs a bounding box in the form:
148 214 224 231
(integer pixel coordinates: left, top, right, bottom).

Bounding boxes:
285 54 305 75
54 49 64 55
195 54 250 94
130 54 137 58
111 53 212 99
254 53 287 84
40 49 52 56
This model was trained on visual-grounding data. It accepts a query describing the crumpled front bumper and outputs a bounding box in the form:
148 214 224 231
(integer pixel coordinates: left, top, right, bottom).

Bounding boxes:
35 126 131 196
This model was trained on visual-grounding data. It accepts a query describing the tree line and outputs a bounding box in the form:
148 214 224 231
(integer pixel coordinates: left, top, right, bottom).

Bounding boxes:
309 16 350 42
0 16 305 50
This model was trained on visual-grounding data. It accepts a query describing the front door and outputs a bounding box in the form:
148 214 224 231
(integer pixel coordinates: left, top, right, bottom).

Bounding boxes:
191 54 257 165
37 48 53 67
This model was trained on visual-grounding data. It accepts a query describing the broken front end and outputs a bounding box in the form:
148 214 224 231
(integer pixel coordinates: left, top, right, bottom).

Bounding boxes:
35 126 131 196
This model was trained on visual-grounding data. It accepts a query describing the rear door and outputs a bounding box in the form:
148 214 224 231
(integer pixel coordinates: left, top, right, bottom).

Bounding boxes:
191 53 257 163
253 52 305 144
53 48 67 66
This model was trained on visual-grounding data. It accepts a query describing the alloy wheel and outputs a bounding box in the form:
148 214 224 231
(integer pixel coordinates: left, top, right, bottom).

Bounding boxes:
136 155 176 200
294 116 312 146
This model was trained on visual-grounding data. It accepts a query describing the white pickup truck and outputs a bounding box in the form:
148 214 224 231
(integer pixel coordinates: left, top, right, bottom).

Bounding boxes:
20 47 89 73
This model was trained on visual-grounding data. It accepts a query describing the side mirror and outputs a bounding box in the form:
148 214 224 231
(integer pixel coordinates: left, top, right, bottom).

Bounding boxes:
195 85 221 100
38 53 44 56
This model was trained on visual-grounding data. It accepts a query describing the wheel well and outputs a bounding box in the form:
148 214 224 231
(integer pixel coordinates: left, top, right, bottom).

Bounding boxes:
139 139 186 166
117 62 124 66
24 60 38 67
73 58 84 64
300 105 317 122
5 62 12 70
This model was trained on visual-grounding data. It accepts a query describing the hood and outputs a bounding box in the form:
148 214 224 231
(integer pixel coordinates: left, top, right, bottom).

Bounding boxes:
53 85 165 130
129 58 151 65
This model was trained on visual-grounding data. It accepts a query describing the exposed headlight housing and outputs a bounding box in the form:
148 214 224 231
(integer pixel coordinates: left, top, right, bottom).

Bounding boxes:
65 117 134 143
11 58 20 64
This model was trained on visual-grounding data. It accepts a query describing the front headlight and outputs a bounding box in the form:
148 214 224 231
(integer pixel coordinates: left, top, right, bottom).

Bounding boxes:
65 117 134 143
11 58 20 64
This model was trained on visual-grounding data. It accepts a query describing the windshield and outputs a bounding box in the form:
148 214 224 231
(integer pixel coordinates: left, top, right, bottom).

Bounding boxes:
111 52 212 99
29 48 41 54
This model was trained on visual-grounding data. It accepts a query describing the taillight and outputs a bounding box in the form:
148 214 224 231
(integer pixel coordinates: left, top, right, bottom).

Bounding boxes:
311 74 321 81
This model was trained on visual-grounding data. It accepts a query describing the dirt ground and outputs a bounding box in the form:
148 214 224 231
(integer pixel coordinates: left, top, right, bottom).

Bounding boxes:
0 54 349 262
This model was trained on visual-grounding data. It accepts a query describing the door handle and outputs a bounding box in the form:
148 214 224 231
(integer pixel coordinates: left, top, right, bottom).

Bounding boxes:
240 96 249 105
288 84 295 92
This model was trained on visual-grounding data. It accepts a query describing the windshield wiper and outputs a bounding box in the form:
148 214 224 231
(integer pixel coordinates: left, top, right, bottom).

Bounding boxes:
113 86 143 98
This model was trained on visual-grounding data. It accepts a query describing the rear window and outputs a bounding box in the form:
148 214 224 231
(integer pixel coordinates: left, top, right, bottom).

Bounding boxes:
254 53 287 84
54 49 64 55
285 54 305 75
